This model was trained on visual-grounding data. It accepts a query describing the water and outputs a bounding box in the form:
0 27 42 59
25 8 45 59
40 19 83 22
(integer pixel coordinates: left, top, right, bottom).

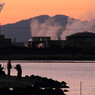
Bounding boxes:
0 60 95 95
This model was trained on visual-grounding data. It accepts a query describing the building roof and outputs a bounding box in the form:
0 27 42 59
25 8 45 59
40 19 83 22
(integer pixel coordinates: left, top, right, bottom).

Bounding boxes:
66 32 95 38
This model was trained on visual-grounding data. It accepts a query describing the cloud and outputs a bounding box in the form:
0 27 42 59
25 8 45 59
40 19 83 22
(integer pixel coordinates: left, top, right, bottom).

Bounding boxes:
0 2 5 11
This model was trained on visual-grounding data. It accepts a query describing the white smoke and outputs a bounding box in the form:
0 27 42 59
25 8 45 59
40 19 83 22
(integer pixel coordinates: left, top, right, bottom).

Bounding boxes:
61 17 95 40
80 11 95 21
0 2 5 11
30 17 63 40
30 16 95 40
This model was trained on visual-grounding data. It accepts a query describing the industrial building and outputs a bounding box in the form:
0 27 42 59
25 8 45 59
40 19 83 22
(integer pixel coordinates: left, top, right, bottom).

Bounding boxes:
28 31 95 49
0 35 11 48
66 32 95 48
28 37 51 48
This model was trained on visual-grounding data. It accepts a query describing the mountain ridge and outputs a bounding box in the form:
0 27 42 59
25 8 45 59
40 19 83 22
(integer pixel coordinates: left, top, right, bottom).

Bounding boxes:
1 15 76 42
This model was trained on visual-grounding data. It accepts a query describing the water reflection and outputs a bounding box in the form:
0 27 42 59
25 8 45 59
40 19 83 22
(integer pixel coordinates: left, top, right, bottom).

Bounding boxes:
0 61 95 95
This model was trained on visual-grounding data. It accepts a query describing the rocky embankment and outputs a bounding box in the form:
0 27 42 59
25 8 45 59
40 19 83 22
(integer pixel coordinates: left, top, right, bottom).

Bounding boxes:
0 75 69 95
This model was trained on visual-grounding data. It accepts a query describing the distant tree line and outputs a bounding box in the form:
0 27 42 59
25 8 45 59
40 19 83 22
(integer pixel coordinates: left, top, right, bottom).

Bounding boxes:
0 45 95 60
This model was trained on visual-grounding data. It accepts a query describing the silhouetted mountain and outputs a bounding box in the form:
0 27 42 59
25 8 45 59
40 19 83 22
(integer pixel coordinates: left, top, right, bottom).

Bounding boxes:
53 15 68 26
1 15 71 42
1 19 31 42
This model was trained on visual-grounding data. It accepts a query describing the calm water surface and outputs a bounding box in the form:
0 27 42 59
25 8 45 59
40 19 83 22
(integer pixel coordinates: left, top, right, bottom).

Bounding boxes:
0 60 95 95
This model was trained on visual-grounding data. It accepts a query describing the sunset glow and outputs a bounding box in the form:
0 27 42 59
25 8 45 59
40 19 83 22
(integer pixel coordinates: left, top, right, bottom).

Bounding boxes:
0 0 95 25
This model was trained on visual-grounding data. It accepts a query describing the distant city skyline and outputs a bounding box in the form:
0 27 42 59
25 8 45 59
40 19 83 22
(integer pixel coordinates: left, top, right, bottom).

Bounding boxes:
0 0 95 25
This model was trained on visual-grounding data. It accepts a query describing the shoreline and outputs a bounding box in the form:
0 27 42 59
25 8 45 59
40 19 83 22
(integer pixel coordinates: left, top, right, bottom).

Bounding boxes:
25 60 95 63
0 74 69 88
0 60 95 63
0 75 69 95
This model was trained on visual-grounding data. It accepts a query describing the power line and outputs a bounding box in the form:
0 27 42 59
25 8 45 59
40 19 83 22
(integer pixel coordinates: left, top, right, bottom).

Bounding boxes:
1 27 95 30
0 26 95 29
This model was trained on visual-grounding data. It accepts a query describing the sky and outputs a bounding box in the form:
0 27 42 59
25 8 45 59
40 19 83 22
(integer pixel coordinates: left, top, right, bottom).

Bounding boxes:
0 0 95 25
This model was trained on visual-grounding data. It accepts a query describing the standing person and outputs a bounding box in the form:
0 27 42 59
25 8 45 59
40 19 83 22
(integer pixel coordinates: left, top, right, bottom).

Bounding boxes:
14 64 22 80
7 59 12 77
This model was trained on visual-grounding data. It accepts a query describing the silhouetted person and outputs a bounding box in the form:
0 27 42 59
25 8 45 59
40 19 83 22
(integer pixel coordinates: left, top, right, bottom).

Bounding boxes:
0 64 6 77
7 59 12 77
14 64 22 80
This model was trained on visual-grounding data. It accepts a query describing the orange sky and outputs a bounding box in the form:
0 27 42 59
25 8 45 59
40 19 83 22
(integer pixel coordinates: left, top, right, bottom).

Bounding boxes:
0 0 95 25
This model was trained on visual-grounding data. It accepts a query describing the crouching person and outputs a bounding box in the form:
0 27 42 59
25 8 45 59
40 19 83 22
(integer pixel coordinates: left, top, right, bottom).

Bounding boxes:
0 64 6 77
14 64 22 80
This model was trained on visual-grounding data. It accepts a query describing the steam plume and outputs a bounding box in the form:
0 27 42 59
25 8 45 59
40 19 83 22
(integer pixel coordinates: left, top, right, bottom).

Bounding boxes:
0 2 5 11
30 16 95 40
61 17 95 40
30 17 63 40
79 11 95 21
